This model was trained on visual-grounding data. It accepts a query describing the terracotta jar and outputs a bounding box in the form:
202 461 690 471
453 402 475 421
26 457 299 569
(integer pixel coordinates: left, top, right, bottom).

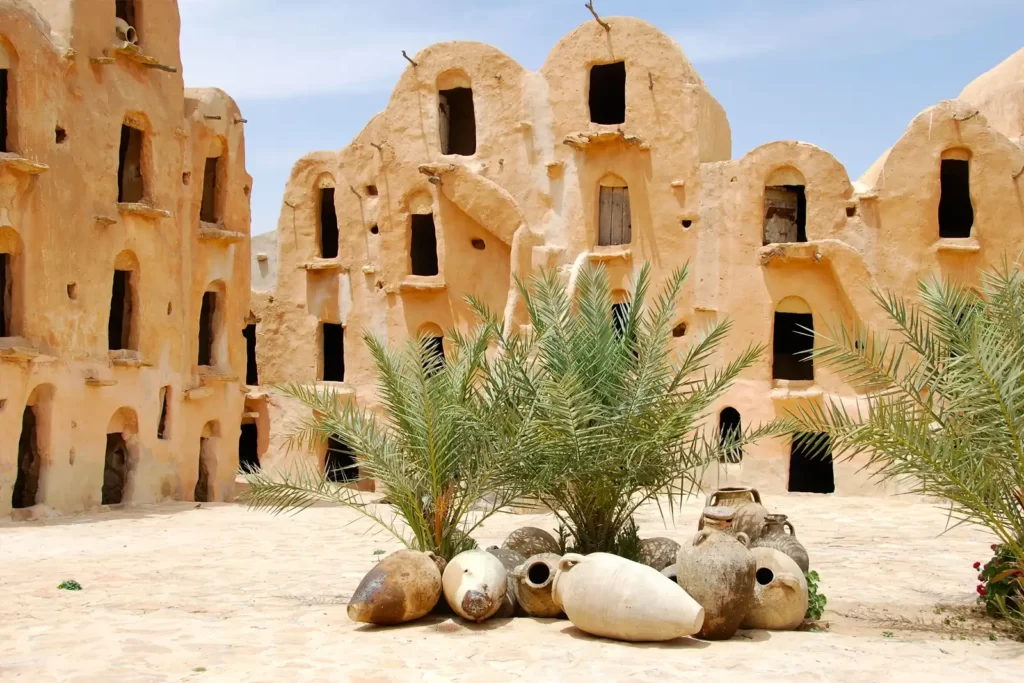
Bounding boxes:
552 552 704 642
640 537 681 571
442 549 508 623
348 550 443 625
676 506 756 640
487 546 526 618
700 487 769 542
512 553 563 618
742 548 808 631
752 513 809 573
502 527 560 558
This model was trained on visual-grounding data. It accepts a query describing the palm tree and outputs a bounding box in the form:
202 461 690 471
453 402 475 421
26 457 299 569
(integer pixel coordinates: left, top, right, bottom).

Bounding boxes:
789 260 1024 620
478 263 780 557
242 323 524 561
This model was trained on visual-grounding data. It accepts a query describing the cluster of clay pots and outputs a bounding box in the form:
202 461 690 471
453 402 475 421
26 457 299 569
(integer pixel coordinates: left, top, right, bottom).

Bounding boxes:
348 487 813 643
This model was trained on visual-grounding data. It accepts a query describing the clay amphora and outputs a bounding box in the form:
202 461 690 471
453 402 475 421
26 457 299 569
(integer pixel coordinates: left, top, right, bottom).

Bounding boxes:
742 548 808 631
502 527 560 558
640 537 681 571
512 553 563 618
552 552 704 642
348 550 442 625
676 506 756 641
752 513 809 573
487 546 526 618
700 487 769 542
442 549 508 623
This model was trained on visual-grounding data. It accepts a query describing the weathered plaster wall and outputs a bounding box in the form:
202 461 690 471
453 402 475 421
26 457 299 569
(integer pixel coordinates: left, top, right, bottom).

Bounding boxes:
1 0 250 517
254 17 1024 495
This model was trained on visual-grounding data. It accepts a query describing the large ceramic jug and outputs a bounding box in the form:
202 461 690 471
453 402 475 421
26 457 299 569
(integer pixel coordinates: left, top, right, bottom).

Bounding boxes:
502 527 560 558
676 506 756 640
348 550 443 625
442 550 508 623
552 552 704 642
512 553 563 618
742 548 808 631
700 487 769 542
752 513 809 573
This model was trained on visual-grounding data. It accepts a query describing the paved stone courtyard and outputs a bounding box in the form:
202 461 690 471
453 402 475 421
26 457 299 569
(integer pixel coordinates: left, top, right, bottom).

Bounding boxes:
1 494 1021 681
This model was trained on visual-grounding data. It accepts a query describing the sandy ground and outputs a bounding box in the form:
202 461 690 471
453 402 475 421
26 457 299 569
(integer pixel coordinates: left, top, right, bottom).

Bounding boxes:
1 494 1021 682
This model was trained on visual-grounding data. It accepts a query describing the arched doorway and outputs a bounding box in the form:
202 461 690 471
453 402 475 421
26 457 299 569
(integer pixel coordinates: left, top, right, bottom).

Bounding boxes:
718 407 742 463
195 420 220 502
104 407 138 505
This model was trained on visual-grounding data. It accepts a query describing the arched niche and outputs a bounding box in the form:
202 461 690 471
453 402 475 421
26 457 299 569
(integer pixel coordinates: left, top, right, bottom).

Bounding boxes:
195 420 221 502
938 147 974 239
198 280 227 368
436 69 476 156
200 136 228 224
764 166 807 245
0 226 24 337
109 250 141 352
103 407 139 505
773 296 814 381
12 383 56 509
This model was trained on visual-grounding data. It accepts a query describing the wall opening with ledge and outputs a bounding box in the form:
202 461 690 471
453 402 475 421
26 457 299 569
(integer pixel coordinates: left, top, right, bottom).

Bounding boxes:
410 213 438 276
320 322 345 382
718 407 743 463
763 185 806 244
0 252 10 337
108 269 135 351
117 124 145 203
0 68 8 153
598 184 631 246
589 61 626 125
200 156 220 223
939 156 974 238
772 311 814 380
438 87 476 156
788 432 835 493
319 188 338 258
239 423 259 473
244 323 259 385
326 436 357 482
198 291 218 367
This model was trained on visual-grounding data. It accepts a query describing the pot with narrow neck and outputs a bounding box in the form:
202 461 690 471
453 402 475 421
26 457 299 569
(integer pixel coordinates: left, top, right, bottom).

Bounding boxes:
752 513 809 573
699 487 769 543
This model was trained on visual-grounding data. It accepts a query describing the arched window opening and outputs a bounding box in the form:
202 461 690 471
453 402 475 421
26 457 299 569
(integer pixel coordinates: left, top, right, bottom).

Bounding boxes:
319 187 338 258
197 286 223 368
239 423 260 473
773 299 814 381
319 322 345 382
326 437 358 483
244 323 259 385
410 213 438 276
939 155 974 238
423 335 445 377
589 61 626 125
598 182 631 246
102 433 129 505
108 269 136 351
195 422 219 502
763 185 806 245
117 123 145 203
12 406 40 509
718 407 743 463
0 251 11 337
788 432 834 493
200 156 221 223
439 87 476 156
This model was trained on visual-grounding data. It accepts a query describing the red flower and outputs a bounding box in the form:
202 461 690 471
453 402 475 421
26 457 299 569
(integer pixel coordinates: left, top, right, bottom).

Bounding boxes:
977 585 986 596
992 544 998 550
973 561 981 569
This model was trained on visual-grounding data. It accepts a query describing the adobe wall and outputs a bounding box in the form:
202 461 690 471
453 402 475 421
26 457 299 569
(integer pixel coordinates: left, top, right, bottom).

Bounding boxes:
244 18 1023 496
0 0 250 517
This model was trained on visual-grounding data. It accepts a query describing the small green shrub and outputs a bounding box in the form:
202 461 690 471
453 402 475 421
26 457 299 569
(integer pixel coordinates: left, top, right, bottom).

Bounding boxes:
805 570 827 621
976 542 1022 618
57 579 82 591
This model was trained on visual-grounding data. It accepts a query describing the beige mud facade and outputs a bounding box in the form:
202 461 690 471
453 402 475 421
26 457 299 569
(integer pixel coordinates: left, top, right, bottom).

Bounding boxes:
251 18 1024 497
0 0 251 516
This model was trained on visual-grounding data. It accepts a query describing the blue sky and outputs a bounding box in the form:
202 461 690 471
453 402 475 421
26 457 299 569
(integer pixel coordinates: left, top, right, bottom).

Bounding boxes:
178 0 1024 236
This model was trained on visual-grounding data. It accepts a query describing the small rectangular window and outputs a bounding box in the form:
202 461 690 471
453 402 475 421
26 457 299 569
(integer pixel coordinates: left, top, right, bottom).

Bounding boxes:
319 188 339 259
939 159 974 238
410 214 439 276
589 62 626 125
157 386 171 440
239 423 260 473
0 253 10 337
198 291 216 366
320 323 345 382
108 270 133 351
763 185 806 245
788 432 835 494
0 69 9 154
244 323 259 385
200 156 219 223
772 312 814 381
117 124 144 203
326 437 357 482
438 87 477 156
598 187 631 246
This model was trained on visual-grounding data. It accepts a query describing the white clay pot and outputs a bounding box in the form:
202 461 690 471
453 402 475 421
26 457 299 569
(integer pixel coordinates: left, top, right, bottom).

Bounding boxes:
552 552 704 642
442 549 508 623
741 548 808 631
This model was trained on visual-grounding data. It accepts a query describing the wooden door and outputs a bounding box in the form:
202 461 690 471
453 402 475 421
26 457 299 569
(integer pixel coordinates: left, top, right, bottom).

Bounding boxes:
598 186 631 246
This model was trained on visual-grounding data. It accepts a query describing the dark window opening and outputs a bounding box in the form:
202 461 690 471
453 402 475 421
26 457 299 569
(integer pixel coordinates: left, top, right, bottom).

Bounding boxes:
198 291 216 366
366 185 378 196
55 127 67 144
846 205 856 218
321 323 345 382
471 238 486 250
589 61 626 125
939 159 974 238
12 407 40 509
410 213 439 276
326 437 357 483
423 335 445 376
611 303 630 340
244 323 259 385
788 432 834 494
0 253 10 337
0 69 8 153
200 156 219 223
773 312 814 381
370 224 379 235
108 270 133 351
115 0 137 26
157 386 170 440
102 433 129 505
319 188 338 258
763 185 806 245
672 322 687 338
718 407 743 463
239 423 260 473
682 219 693 229
438 87 477 156
117 124 144 203
194 437 212 502
598 186 632 246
